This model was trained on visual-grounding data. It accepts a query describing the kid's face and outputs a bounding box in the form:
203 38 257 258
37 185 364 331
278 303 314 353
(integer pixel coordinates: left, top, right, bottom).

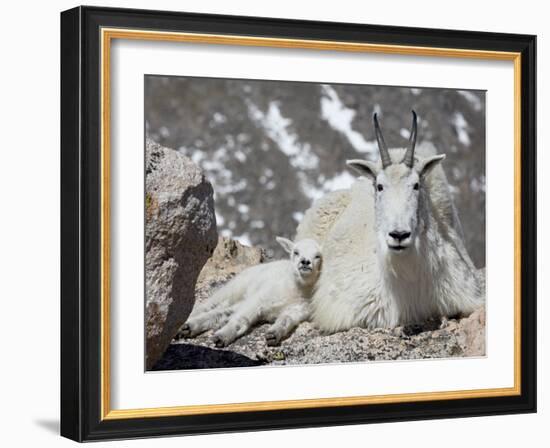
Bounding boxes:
276 237 322 277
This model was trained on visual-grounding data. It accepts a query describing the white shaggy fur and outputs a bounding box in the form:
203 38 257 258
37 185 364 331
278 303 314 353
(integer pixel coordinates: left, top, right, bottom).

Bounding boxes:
179 238 322 347
296 143 484 333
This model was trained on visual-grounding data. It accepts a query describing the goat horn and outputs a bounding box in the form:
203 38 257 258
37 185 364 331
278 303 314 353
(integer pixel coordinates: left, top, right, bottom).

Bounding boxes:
402 110 418 168
373 113 392 169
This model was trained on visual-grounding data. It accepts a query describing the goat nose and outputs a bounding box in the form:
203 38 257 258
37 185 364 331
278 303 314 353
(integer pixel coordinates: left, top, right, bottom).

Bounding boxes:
389 230 411 242
301 259 311 266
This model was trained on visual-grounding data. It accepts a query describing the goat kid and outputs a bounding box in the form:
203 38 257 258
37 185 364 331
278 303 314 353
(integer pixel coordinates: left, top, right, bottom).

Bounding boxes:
178 238 322 347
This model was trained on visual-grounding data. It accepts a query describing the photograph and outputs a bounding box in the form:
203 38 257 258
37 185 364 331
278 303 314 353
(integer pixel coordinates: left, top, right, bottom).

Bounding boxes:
144 75 487 371
58 5 537 442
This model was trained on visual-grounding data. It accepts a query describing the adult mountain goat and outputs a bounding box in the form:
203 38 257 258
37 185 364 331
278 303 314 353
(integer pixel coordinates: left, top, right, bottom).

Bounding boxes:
296 111 485 333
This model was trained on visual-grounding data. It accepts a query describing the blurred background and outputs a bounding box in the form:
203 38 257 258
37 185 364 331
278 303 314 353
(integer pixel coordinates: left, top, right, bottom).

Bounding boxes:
145 76 486 268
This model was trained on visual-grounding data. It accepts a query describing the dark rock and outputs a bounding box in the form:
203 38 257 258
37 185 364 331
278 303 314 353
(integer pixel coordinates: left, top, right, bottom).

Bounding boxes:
151 344 264 370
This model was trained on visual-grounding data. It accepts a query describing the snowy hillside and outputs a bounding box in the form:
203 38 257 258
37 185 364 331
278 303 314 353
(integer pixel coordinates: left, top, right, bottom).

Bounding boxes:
145 76 486 267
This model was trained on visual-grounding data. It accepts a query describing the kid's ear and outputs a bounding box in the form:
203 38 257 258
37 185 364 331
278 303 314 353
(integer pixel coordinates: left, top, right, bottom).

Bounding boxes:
418 154 446 178
346 159 379 181
275 236 294 254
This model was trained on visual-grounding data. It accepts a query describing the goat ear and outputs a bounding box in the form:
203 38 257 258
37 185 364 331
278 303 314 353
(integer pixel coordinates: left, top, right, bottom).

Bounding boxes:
275 236 294 254
418 154 445 178
346 159 379 181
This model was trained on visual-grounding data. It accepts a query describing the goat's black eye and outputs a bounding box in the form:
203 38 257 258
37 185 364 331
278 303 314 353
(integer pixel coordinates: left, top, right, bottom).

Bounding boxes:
377 184 384 192
413 182 419 190
293 250 299 256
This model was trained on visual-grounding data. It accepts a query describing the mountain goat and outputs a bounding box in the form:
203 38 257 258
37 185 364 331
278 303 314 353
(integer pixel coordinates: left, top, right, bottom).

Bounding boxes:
296 111 484 333
178 237 322 347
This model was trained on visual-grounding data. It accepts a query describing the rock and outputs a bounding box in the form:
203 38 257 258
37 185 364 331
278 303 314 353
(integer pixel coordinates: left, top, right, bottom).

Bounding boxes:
457 306 486 357
145 139 218 370
151 344 263 370
194 237 268 304
164 306 485 369
152 237 266 370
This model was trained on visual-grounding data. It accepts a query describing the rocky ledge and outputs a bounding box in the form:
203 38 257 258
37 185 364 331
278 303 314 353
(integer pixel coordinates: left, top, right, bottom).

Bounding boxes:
152 237 485 370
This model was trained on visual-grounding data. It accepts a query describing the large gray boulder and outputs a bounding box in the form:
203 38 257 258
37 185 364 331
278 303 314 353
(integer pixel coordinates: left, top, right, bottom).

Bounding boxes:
145 139 218 369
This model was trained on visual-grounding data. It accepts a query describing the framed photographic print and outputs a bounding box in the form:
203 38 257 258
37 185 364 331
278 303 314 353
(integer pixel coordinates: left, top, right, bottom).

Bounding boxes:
60 6 537 442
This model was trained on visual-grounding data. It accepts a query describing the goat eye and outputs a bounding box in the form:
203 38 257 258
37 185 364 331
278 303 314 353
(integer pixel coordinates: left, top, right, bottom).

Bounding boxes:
376 184 384 192
293 250 299 256
413 182 419 190
315 255 321 259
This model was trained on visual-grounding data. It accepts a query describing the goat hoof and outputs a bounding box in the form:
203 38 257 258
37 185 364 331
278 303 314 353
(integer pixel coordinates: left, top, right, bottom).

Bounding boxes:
265 332 281 346
177 324 191 338
213 334 228 348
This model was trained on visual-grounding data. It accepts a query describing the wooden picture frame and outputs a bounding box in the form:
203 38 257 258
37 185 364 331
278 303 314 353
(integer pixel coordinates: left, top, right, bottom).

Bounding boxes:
61 5 536 441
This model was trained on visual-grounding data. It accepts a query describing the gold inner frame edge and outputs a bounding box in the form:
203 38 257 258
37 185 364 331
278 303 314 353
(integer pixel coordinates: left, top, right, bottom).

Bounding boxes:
100 27 522 421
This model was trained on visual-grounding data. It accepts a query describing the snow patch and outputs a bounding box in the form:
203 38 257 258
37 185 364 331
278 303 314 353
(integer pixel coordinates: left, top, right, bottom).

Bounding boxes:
251 220 265 229
234 150 247 162
247 100 319 170
323 171 355 191
448 184 460 196
400 128 410 139
235 233 252 246
470 175 486 193
212 112 227 124
458 90 483 111
189 150 205 165
299 170 356 202
265 180 276 190
217 179 247 195
320 85 377 156
292 211 305 223
220 229 233 238
451 167 462 180
237 204 250 214
215 212 225 226
452 112 471 146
